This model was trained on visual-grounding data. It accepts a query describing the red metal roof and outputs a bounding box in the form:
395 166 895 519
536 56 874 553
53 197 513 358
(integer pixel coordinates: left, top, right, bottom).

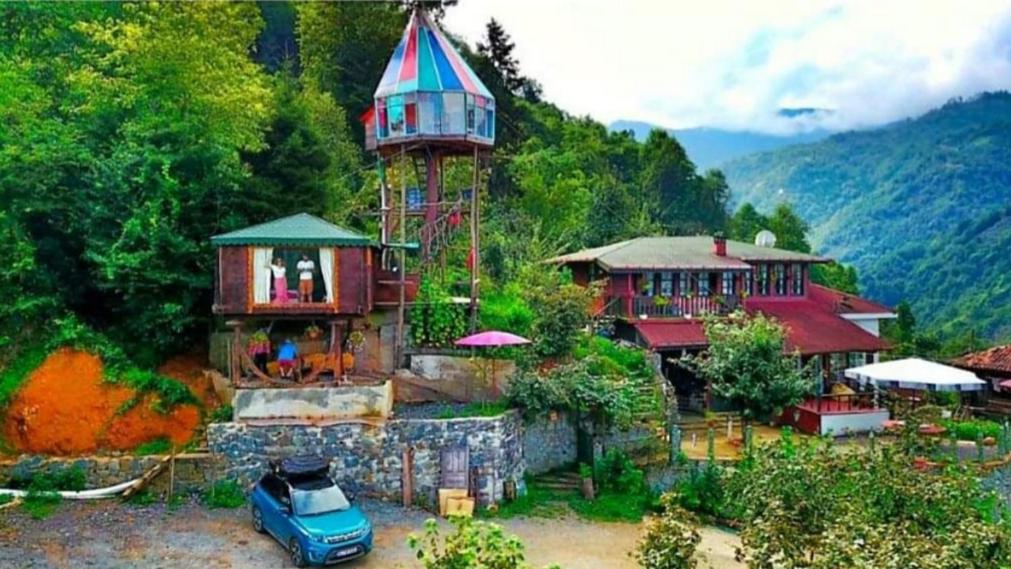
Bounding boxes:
744 297 891 356
809 284 893 315
634 320 708 349
952 345 1011 375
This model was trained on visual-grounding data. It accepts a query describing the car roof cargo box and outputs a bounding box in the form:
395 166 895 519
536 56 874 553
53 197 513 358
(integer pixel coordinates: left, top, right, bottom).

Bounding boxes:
271 456 330 480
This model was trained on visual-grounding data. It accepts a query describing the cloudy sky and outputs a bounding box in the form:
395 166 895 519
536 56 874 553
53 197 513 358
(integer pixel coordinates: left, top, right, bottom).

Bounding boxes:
444 0 1011 134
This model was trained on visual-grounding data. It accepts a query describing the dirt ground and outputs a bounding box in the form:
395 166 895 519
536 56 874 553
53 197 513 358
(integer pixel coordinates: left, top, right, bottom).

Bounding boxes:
0 499 743 569
2 349 207 455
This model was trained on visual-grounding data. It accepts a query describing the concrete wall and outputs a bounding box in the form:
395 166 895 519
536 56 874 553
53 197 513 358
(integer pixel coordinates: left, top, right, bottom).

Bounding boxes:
232 382 393 422
409 355 516 402
0 454 224 498
208 411 526 506
820 410 890 436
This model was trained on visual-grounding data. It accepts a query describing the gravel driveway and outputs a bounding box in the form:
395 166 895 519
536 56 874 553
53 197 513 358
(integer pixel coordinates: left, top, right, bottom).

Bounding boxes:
0 498 742 568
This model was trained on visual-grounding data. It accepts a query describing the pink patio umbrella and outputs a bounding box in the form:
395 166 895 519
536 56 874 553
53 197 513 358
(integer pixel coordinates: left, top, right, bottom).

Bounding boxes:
1000 379 1011 392
455 331 531 398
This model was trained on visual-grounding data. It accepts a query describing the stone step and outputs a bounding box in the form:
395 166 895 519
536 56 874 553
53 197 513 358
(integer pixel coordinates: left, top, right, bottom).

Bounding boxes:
534 481 581 491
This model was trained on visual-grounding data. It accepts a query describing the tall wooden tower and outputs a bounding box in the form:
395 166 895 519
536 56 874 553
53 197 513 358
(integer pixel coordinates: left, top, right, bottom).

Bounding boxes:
362 6 496 357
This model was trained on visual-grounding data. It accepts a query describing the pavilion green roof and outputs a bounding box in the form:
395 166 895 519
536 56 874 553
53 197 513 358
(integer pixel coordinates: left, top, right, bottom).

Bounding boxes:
210 213 375 247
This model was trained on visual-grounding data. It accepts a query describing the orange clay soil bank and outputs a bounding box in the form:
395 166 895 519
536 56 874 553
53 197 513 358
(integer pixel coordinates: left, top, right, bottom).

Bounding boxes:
2 349 204 455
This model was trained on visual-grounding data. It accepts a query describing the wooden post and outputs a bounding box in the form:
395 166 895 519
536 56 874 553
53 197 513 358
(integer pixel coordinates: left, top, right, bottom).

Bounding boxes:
395 146 408 369
402 447 413 508
469 145 480 332
228 320 242 385
168 444 177 503
330 320 343 381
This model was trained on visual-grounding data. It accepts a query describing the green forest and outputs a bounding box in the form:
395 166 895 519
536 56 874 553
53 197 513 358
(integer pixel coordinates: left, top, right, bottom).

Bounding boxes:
0 2 736 366
723 92 1011 343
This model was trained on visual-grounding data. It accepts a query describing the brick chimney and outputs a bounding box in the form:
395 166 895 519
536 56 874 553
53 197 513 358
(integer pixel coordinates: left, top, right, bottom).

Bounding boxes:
713 233 727 256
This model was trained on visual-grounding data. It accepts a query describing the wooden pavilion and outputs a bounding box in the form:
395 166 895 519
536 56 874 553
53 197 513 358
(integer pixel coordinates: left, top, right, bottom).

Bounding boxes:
211 213 417 385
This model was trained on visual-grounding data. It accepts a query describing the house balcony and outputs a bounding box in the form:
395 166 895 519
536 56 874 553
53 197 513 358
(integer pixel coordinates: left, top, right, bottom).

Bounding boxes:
605 295 740 319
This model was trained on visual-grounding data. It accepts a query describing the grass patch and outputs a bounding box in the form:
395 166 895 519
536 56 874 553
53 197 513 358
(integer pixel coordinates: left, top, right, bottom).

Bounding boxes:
208 404 233 423
23 491 61 519
0 344 48 409
126 489 158 507
481 479 652 523
203 480 245 509
133 437 172 456
941 418 1003 441
434 401 511 420
11 465 87 520
482 481 574 520
0 494 14 506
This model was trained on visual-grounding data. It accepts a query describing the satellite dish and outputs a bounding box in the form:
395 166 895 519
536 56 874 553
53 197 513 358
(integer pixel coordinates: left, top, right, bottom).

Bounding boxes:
755 230 777 248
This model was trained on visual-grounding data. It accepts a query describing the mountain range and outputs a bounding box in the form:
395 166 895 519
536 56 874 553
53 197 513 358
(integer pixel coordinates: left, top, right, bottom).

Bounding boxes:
609 118 831 170
720 92 1011 341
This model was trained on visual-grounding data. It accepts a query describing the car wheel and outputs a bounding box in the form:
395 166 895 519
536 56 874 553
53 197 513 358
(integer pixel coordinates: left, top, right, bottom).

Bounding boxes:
251 506 265 534
289 538 307 568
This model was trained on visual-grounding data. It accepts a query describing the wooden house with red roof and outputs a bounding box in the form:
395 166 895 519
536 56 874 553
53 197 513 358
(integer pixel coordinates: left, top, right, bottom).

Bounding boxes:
549 235 896 432
952 345 1011 417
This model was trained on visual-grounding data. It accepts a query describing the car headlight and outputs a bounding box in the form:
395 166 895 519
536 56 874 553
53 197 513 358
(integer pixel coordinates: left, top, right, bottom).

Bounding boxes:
308 533 326 543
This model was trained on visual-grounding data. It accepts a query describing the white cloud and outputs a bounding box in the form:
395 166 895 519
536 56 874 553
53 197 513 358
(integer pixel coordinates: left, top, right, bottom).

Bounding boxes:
444 0 1011 133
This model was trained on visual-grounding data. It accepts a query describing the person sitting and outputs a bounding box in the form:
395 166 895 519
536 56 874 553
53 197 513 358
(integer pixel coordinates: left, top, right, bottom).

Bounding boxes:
296 254 315 303
277 339 298 380
248 330 271 374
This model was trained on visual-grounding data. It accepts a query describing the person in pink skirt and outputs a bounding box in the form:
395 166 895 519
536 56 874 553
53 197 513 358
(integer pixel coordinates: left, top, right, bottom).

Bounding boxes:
270 258 288 304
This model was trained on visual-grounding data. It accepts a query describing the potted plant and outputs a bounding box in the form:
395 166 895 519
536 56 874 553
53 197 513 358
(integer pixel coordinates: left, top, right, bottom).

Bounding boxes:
304 324 323 340
579 463 595 501
347 330 366 353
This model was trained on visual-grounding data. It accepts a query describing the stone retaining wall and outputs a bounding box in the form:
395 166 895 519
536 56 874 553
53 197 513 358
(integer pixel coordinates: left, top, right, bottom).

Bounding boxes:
523 413 577 475
208 411 525 506
0 454 224 498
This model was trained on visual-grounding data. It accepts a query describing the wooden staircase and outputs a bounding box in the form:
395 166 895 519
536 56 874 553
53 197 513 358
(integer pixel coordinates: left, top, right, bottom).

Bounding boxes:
532 471 582 492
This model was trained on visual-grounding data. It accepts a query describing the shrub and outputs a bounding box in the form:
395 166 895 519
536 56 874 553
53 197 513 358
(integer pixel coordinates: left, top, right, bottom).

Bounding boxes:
133 437 172 456
208 404 234 423
674 463 725 519
14 465 87 520
480 289 535 336
683 311 815 421
941 418 1002 442
594 449 646 496
407 516 559 569
203 480 245 509
410 276 468 348
634 496 702 569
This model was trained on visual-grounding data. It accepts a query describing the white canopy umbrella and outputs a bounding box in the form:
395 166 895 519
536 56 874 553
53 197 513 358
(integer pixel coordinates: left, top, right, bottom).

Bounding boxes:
845 358 987 392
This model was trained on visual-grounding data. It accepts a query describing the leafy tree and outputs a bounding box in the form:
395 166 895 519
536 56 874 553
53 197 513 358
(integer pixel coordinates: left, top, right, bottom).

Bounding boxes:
727 202 767 243
523 272 597 359
477 18 541 101
407 516 559 569
684 312 815 421
726 438 1011 569
766 202 812 253
809 261 859 295
635 495 702 569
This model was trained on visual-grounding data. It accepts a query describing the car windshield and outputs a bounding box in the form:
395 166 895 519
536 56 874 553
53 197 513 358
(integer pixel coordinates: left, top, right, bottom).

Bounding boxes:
290 482 350 516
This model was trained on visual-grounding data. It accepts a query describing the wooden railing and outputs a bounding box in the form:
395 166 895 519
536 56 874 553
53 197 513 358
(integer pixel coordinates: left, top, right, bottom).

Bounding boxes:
807 392 879 413
606 295 739 319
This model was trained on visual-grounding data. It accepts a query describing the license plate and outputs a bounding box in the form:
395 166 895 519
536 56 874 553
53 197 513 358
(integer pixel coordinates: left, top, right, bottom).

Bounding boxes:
335 546 360 558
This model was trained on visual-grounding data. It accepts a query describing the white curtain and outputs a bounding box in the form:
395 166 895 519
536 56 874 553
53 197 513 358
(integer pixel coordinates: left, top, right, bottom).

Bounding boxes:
253 247 273 304
319 247 335 303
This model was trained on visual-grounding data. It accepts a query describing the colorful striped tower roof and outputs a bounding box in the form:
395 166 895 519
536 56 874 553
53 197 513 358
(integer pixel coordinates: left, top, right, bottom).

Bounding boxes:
375 9 493 100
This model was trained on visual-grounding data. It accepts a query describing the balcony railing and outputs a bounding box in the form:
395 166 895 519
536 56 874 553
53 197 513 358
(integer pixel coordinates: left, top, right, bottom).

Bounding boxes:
606 295 739 319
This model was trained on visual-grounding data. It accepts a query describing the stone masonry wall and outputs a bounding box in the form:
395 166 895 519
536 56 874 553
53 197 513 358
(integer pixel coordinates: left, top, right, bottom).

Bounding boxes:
208 411 526 507
0 454 224 498
523 413 577 475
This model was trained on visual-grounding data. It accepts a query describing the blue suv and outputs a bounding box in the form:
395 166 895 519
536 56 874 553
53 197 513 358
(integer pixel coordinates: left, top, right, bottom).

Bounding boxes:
251 457 373 566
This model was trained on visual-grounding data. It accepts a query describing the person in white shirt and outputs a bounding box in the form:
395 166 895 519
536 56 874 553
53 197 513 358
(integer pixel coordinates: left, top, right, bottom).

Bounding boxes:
270 258 288 304
296 254 316 303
